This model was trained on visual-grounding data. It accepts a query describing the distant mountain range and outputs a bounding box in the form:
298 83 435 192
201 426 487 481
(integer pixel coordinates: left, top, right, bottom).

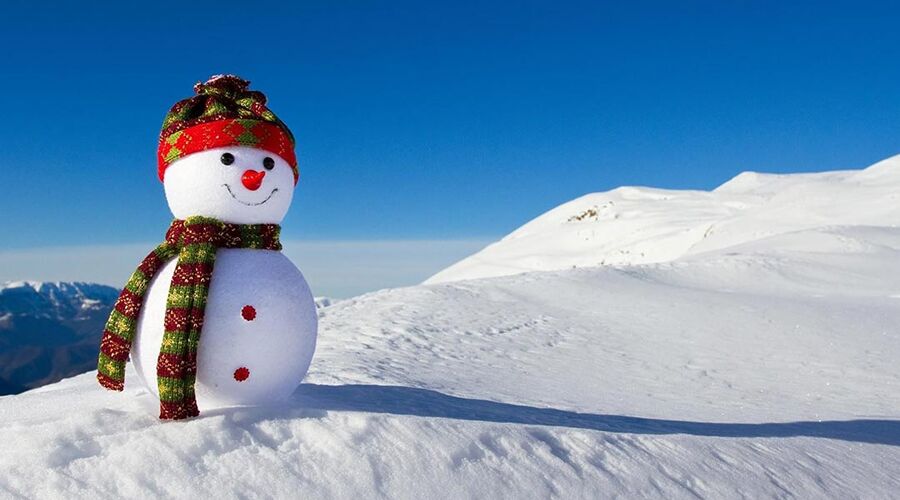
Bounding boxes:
0 281 119 395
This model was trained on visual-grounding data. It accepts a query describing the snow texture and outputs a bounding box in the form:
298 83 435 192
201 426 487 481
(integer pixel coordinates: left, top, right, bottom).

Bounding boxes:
2 158 900 498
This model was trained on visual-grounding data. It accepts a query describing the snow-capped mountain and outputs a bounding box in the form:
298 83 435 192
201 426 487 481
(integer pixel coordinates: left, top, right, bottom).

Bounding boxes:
1 157 898 497
0 281 118 394
427 154 900 283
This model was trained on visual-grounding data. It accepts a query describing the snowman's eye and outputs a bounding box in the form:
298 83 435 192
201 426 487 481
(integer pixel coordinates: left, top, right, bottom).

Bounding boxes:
263 157 275 170
220 153 235 165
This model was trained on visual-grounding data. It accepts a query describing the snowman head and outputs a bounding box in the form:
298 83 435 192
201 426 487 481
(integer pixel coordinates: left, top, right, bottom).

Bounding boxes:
157 75 299 225
164 147 295 224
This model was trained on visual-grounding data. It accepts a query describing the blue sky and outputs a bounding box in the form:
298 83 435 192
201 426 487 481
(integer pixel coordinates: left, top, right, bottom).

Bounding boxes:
2 1 900 295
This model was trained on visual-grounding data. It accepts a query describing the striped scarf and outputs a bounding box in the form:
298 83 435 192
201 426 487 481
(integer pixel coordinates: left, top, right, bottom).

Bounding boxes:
97 216 282 420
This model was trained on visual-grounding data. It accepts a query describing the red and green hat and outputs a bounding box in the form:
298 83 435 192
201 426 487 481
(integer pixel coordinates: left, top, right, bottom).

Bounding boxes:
157 75 298 183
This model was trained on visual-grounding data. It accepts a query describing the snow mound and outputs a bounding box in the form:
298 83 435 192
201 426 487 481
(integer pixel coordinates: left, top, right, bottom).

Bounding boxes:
2 238 899 497
426 154 900 284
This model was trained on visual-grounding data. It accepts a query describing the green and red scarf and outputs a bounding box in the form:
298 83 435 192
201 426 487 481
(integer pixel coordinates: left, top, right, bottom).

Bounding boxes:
97 216 282 420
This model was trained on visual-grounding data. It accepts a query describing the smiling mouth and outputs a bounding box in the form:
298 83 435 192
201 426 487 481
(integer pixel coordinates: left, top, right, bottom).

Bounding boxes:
223 184 279 206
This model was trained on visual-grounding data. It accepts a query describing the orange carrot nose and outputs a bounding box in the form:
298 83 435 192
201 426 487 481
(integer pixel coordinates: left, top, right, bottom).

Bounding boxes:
241 170 266 191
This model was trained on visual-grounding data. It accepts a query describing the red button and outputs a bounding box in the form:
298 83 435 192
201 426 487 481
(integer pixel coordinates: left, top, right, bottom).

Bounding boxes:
234 367 250 382
241 305 256 321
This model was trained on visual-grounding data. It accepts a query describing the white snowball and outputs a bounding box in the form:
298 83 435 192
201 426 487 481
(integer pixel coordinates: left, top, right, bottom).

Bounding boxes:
132 250 318 410
163 146 296 224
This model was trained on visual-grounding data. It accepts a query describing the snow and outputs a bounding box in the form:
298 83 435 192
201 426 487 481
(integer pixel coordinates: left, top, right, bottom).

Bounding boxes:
0 280 118 323
2 280 38 292
2 158 900 497
426 154 900 284
314 296 334 309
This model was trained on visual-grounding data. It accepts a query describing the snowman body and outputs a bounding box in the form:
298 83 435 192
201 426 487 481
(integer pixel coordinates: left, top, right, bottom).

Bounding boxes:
131 145 317 410
132 249 317 408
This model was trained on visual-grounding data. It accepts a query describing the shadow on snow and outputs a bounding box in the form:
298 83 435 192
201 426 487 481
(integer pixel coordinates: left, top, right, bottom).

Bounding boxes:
291 384 899 446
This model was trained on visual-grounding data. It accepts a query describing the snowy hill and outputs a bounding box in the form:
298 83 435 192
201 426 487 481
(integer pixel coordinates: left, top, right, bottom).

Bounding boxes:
2 159 900 496
0 281 118 394
1 252 898 497
427 155 900 284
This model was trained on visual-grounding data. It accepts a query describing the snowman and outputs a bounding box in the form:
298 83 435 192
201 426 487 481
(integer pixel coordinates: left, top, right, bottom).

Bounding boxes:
97 75 317 420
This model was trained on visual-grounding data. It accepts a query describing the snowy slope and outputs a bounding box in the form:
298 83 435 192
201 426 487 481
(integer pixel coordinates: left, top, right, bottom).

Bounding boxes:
1 227 899 497
427 155 900 284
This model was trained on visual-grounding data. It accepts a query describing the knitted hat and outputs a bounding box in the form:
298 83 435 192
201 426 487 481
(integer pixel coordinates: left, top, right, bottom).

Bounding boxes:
157 75 298 183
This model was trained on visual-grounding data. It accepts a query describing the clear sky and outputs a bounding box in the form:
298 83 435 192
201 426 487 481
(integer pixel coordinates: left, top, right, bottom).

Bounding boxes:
2 1 900 295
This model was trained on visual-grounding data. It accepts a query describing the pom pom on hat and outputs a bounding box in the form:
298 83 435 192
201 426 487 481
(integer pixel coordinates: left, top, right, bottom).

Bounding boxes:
157 75 298 183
